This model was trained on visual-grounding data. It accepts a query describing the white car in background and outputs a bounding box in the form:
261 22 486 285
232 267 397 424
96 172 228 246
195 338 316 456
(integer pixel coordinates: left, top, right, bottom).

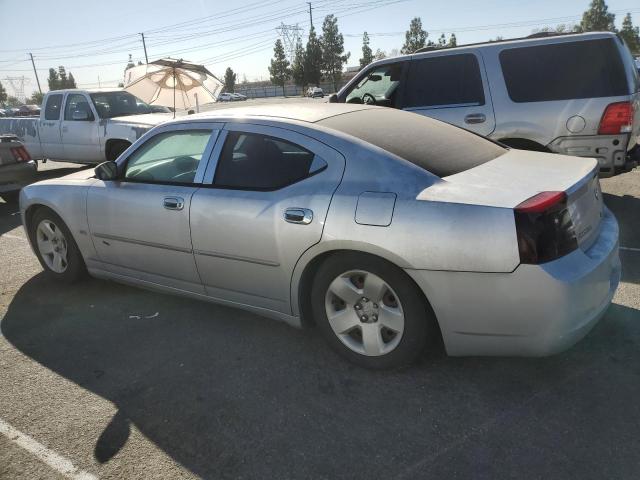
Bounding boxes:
307 87 324 98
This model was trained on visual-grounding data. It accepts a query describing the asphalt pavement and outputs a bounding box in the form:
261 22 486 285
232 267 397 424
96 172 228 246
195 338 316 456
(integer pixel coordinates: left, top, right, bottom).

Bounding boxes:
0 160 639 480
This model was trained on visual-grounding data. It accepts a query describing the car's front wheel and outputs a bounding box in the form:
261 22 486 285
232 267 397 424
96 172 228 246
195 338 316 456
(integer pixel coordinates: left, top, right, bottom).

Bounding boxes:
30 208 86 283
311 252 437 369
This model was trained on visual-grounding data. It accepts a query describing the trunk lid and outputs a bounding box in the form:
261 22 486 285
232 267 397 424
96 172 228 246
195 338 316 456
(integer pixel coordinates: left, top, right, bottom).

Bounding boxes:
418 149 604 250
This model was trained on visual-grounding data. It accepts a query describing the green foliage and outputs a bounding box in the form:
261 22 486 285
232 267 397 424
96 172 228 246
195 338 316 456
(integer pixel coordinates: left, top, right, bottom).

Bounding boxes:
580 0 616 32
304 26 323 87
224 67 237 93
47 66 77 90
6 96 21 108
291 38 306 88
29 91 44 105
0 81 7 104
320 14 350 91
269 39 291 95
359 32 374 68
620 13 640 53
401 17 428 54
374 48 386 61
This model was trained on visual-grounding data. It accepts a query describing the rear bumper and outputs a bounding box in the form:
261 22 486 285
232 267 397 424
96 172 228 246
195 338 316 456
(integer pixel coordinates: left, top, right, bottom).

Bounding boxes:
407 207 620 357
0 160 37 193
548 134 631 176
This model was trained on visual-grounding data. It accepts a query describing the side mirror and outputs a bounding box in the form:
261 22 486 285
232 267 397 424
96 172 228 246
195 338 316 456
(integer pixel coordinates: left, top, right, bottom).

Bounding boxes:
72 110 91 121
328 93 338 103
95 161 118 181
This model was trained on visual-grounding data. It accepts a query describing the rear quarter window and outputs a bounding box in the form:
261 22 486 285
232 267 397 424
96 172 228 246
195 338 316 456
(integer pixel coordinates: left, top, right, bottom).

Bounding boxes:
500 38 629 102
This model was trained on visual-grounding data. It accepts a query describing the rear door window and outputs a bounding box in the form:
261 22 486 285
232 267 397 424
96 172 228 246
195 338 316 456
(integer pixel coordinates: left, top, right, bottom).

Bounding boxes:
500 38 629 102
44 94 63 120
404 54 485 108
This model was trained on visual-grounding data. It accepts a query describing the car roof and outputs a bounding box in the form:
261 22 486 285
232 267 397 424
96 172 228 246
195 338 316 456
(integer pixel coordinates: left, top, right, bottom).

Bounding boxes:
189 103 376 123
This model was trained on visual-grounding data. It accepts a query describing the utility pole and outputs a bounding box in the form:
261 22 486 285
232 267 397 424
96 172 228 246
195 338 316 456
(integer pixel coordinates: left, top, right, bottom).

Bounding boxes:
29 53 42 94
140 33 149 64
307 2 313 30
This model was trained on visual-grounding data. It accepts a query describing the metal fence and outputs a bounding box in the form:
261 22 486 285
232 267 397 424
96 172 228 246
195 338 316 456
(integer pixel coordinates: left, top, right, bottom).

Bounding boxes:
234 80 349 99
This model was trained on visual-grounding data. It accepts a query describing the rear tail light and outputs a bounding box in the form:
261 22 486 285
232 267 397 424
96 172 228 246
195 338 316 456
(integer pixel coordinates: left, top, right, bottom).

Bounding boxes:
514 191 578 264
10 146 31 162
598 102 633 135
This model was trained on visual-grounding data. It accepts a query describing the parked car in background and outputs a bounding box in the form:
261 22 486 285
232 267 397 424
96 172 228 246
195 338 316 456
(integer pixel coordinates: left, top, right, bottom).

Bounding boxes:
16 104 41 117
148 105 173 113
307 87 324 98
20 104 619 368
0 134 37 203
217 93 238 102
0 109 7 118
0 89 171 164
231 93 247 101
333 32 640 176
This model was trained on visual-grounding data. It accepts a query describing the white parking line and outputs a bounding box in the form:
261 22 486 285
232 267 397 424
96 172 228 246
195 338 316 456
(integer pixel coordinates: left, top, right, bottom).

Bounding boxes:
0 418 97 480
1 233 25 241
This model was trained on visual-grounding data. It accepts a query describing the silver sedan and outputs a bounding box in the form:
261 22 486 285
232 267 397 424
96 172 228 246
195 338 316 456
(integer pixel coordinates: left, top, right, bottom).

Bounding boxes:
19 104 620 369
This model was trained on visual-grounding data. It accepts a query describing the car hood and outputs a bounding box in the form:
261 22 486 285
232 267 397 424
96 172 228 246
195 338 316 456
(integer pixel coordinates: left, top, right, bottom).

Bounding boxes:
106 113 173 127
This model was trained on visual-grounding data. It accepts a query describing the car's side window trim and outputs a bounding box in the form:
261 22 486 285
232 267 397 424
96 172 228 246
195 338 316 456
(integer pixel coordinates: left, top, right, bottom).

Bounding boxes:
112 124 221 186
201 123 340 191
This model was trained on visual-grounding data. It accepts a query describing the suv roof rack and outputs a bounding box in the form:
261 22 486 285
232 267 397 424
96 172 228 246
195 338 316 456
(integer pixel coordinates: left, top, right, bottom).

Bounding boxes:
414 31 610 54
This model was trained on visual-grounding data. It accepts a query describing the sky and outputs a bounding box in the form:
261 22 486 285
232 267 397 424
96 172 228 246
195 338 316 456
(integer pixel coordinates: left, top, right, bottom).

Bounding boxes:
1 0 639 98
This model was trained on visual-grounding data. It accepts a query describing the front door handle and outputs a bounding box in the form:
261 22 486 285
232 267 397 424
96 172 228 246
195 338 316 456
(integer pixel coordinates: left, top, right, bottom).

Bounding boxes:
464 113 486 124
284 208 313 225
163 196 184 210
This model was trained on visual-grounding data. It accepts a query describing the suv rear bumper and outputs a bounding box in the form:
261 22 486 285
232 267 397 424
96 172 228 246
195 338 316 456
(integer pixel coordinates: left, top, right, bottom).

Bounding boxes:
548 134 632 176
406 207 620 357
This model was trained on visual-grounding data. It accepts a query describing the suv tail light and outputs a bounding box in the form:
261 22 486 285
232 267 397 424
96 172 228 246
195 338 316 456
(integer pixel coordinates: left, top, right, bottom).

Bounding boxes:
598 102 633 135
10 146 31 162
514 191 578 264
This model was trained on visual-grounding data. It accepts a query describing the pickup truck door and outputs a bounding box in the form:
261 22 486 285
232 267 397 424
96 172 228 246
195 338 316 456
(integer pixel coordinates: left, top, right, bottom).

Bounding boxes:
401 52 496 136
61 93 102 162
86 123 221 293
190 124 345 315
38 93 64 160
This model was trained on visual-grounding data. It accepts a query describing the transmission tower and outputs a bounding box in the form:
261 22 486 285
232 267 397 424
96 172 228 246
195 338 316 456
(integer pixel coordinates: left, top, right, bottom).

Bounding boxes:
4 76 30 103
276 23 304 63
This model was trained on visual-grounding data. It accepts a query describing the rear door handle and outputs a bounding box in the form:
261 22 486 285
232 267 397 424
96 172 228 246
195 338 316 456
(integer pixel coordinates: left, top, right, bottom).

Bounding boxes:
163 196 184 210
284 208 313 225
464 113 486 124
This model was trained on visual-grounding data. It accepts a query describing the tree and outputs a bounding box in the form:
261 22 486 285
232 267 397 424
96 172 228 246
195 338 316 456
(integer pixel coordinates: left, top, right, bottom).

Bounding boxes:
401 17 428 54
580 0 616 32
620 13 640 53
448 33 457 47
437 33 447 48
224 67 237 93
0 81 7 104
48 66 76 90
6 96 21 107
304 25 323 87
29 91 44 105
67 72 77 89
320 14 350 91
291 38 306 89
374 48 386 61
359 31 374 68
47 68 60 90
269 39 291 96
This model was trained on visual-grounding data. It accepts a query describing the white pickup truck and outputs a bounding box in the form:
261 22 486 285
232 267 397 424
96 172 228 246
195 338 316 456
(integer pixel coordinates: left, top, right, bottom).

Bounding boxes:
0 89 171 164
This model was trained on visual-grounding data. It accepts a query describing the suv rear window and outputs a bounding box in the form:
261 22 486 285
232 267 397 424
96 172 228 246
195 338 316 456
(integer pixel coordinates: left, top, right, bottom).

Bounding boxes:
500 38 629 102
404 54 485 108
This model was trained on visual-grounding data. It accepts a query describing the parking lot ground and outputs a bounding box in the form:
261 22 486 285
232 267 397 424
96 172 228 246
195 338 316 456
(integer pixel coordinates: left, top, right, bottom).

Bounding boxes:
1 161 639 479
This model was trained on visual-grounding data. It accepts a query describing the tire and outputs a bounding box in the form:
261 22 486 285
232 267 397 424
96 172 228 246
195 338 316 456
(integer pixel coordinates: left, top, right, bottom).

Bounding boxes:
311 252 437 369
106 141 130 162
29 207 87 283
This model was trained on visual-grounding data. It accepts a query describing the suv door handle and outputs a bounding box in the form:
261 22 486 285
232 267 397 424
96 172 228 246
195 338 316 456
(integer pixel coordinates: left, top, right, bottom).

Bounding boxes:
464 113 486 124
284 208 313 225
163 196 184 210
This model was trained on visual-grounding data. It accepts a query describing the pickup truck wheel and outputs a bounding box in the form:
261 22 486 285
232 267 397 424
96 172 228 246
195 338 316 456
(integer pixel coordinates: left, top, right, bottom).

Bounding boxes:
30 208 87 283
107 141 130 162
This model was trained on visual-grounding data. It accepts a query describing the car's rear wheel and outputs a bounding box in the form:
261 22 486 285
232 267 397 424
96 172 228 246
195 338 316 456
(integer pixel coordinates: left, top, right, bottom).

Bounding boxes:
30 208 86 283
311 252 436 369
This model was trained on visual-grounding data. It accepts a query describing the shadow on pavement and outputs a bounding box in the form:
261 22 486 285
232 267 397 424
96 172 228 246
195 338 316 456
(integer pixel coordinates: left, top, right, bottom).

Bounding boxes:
2 273 640 479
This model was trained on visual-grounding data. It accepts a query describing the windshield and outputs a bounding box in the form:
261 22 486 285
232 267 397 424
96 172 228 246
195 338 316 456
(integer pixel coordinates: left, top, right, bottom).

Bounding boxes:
90 91 152 118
